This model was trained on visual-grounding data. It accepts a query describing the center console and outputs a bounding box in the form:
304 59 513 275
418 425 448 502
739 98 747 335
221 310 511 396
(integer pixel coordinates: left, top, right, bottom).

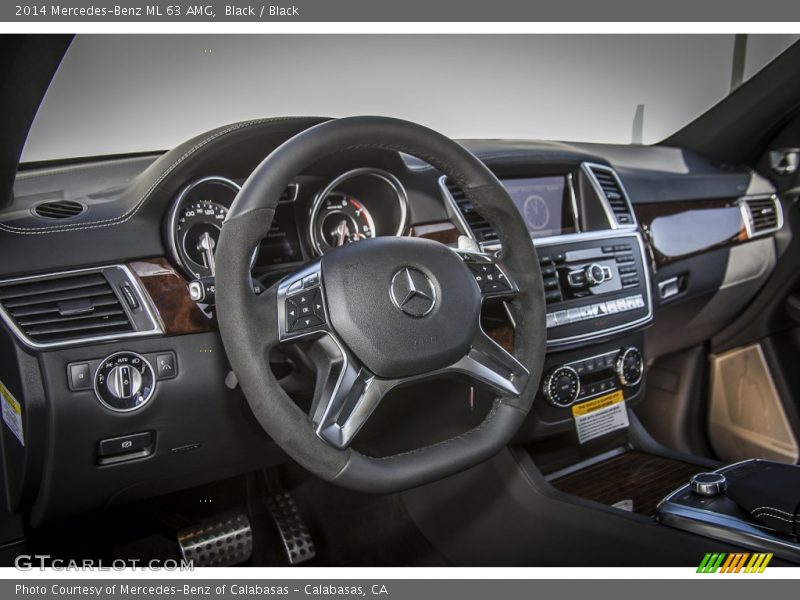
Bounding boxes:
441 161 654 443
658 459 800 561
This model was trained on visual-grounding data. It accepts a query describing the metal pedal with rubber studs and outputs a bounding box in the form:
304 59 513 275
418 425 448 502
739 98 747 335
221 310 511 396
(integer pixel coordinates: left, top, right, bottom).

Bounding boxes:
265 491 316 565
177 512 253 567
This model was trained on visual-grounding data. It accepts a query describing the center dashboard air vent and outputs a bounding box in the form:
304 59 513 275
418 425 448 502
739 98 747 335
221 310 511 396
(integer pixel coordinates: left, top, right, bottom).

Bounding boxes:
740 195 782 237
439 177 499 245
34 200 85 220
584 164 636 227
0 267 161 348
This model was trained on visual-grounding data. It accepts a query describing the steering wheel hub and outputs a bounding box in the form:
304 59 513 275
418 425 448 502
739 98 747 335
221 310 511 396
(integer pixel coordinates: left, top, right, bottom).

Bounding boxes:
321 236 481 379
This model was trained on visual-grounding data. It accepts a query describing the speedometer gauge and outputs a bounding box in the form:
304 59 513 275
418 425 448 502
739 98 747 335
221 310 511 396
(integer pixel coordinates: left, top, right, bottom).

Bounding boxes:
166 177 240 279
318 194 376 250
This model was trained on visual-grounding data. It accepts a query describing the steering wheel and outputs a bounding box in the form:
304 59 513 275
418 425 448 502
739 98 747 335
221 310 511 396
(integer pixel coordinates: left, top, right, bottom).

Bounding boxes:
215 117 546 493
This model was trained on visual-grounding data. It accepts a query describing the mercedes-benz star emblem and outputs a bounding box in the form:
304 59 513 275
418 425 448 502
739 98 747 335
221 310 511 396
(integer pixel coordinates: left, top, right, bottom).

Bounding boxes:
389 267 437 318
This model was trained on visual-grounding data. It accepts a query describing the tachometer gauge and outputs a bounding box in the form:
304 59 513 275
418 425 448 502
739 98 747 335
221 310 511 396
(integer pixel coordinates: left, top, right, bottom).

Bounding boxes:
309 168 409 256
317 193 376 250
166 177 240 279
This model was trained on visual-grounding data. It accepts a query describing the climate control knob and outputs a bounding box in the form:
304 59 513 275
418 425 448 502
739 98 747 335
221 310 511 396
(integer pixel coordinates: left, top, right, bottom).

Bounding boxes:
543 365 581 407
94 351 155 412
615 347 643 387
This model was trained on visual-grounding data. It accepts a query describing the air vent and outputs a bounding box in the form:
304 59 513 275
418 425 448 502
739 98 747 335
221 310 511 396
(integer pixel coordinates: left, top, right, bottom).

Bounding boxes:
0 269 135 346
440 177 498 245
584 164 635 226
34 200 85 219
741 196 782 237
539 259 562 305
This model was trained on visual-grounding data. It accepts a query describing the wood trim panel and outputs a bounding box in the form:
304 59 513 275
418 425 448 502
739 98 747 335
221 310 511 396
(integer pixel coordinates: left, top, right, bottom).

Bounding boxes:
551 450 702 516
409 221 461 245
128 258 217 336
635 198 748 268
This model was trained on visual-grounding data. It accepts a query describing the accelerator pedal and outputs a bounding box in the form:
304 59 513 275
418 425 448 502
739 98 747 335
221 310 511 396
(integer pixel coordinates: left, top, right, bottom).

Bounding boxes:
177 512 253 566
265 491 316 565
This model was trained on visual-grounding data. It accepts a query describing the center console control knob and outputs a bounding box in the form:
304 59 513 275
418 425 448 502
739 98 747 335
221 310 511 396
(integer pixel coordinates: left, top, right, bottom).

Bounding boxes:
585 263 606 286
94 351 155 412
543 365 581 407
690 472 727 497
615 347 644 387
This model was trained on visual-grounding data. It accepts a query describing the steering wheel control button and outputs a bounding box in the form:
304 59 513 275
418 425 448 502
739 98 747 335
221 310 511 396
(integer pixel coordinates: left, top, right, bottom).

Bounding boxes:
690 472 727 497
67 362 92 391
155 352 177 380
389 267 437 318
94 352 155 412
286 286 327 333
543 365 581 407
465 261 512 295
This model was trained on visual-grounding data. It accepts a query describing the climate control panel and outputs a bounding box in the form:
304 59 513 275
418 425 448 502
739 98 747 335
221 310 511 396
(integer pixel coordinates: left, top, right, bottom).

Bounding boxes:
542 346 644 408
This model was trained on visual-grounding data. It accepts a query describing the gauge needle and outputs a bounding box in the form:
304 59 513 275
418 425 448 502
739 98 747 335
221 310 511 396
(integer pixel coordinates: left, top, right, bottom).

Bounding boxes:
197 232 216 276
334 220 349 246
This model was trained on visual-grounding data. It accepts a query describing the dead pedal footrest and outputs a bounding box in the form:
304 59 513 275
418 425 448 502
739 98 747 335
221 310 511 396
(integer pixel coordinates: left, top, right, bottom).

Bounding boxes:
265 491 316 565
177 512 253 567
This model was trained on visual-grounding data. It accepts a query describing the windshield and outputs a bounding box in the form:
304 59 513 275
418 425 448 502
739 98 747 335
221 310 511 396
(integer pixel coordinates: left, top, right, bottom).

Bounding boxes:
21 34 799 163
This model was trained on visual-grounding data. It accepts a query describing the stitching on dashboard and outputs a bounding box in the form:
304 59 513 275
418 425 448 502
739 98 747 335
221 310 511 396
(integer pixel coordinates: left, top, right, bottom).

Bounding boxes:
15 155 160 182
0 117 308 235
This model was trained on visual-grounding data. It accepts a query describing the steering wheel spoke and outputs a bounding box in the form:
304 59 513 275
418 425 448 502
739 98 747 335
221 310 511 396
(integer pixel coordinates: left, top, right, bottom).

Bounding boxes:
277 260 331 343
444 328 530 398
453 249 519 299
308 335 394 450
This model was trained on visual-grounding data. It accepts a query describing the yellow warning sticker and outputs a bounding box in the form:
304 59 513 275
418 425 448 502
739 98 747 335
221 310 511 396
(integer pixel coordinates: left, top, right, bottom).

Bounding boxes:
571 389 624 416
0 380 24 446
571 390 628 444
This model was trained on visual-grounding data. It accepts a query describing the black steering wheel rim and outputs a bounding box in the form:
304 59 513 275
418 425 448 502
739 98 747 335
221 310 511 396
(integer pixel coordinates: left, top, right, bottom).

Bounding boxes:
215 116 547 493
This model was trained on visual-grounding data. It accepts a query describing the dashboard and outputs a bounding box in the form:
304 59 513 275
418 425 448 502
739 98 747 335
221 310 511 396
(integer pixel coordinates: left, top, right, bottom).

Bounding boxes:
0 118 787 525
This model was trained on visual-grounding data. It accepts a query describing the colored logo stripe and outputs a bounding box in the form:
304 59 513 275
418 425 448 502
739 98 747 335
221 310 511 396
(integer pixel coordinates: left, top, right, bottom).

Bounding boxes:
697 552 773 573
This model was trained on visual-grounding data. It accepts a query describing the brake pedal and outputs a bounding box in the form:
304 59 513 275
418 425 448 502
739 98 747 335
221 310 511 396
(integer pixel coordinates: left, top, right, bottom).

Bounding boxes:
177 512 253 566
265 491 316 565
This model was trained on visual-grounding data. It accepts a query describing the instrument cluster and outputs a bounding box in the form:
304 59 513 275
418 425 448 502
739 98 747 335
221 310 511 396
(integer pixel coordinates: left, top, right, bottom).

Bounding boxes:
164 168 410 280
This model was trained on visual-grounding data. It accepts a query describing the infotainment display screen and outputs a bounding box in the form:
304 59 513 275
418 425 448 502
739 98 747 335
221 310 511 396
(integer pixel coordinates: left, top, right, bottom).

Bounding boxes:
501 176 576 238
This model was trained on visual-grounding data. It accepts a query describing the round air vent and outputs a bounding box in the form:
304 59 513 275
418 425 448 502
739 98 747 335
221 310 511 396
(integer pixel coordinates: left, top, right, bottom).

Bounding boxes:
34 200 85 220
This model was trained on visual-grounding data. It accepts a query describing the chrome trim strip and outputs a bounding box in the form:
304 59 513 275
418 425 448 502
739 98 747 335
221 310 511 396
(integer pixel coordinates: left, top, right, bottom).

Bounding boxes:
545 446 628 481
437 175 476 242
0 264 163 351
581 162 639 230
566 172 581 232
739 194 784 239
309 168 409 256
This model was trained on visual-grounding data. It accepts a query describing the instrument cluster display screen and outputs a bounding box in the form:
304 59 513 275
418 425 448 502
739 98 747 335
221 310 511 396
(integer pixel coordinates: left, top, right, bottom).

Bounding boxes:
501 176 576 239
